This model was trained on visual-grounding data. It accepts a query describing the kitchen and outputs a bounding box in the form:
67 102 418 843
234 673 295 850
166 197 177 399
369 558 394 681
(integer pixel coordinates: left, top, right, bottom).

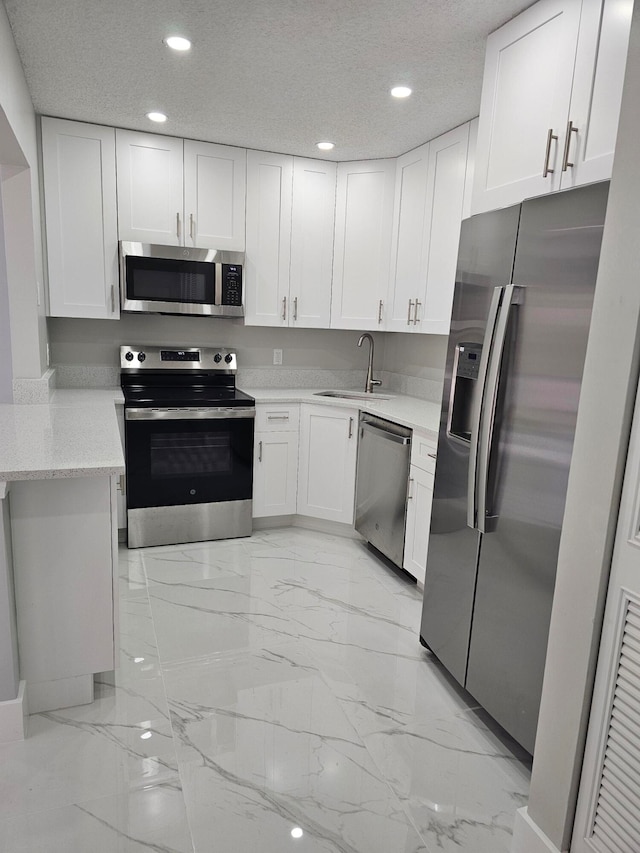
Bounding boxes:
0 1 639 852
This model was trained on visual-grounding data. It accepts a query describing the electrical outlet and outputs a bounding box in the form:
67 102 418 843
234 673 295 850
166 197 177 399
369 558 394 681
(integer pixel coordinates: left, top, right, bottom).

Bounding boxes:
273 349 283 365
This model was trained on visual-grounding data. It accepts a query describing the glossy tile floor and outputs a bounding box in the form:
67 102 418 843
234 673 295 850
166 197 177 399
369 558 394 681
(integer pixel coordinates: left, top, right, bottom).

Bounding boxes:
0 528 531 852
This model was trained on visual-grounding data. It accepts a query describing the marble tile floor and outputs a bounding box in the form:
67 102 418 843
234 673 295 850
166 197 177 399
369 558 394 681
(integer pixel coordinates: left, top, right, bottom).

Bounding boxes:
0 527 531 852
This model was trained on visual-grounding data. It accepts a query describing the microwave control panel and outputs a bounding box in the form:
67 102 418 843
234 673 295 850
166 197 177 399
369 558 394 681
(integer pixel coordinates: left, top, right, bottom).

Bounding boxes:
219 264 243 306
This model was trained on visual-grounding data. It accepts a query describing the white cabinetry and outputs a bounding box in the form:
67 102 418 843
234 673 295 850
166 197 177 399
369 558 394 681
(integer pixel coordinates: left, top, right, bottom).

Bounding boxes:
387 123 472 335
403 431 436 584
253 404 300 518
116 129 246 249
472 0 632 214
297 404 358 524
245 151 335 328
41 117 119 319
331 160 395 330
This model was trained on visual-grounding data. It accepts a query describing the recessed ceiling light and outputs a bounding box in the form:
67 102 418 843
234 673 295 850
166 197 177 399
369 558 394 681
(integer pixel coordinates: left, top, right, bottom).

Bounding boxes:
391 86 412 99
316 141 335 151
291 828 304 839
146 112 167 123
164 36 192 52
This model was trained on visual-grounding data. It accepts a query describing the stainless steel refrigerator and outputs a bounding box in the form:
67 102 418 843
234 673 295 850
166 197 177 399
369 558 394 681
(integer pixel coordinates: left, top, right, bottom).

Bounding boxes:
420 180 609 754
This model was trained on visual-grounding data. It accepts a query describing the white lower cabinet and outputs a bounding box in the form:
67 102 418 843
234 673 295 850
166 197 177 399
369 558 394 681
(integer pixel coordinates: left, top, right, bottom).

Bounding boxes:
253 431 299 517
297 404 358 524
403 430 437 583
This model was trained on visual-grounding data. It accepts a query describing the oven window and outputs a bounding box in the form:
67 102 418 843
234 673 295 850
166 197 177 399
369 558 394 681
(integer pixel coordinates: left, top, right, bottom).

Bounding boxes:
150 431 231 478
126 256 215 304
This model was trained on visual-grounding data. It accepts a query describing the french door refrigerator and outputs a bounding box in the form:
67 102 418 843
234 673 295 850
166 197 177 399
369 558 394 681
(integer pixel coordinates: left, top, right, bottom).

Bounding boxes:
420 180 609 754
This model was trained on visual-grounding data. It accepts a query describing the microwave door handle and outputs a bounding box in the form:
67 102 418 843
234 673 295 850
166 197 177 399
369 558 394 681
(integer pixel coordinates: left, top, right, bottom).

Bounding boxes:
475 284 523 534
467 285 504 530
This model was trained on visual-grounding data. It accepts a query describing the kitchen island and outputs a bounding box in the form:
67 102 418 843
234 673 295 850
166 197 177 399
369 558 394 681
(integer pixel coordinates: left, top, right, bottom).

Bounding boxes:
0 390 124 742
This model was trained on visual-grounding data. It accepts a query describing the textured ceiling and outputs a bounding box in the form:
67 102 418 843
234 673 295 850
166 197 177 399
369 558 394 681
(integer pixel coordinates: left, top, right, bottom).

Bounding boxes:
4 0 534 160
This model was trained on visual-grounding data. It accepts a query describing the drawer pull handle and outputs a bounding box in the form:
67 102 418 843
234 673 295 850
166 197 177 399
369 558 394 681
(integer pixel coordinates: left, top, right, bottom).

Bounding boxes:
348 417 354 439
282 297 287 321
407 299 414 325
543 128 558 177
258 440 263 462
428 453 437 459
267 415 289 420
378 299 383 324
562 120 578 171
407 477 414 499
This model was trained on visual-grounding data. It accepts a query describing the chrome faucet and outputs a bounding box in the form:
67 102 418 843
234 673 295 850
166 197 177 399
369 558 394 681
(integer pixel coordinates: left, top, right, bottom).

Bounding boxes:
357 333 382 394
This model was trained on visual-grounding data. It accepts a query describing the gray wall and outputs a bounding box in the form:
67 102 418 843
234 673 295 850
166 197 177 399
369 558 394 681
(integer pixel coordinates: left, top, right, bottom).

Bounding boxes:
0 184 12 402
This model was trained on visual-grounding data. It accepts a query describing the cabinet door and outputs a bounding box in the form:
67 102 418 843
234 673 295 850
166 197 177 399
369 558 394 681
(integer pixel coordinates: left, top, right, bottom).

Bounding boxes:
403 464 434 585
386 142 431 333
115 130 184 245
560 0 633 189
245 150 293 326
183 140 246 250
253 431 299 518
472 0 582 214
41 118 119 319
420 123 470 335
331 160 395 330
289 158 336 328
297 404 358 525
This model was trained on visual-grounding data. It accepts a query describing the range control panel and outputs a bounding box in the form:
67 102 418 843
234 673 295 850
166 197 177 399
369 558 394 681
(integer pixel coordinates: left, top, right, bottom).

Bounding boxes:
120 346 238 372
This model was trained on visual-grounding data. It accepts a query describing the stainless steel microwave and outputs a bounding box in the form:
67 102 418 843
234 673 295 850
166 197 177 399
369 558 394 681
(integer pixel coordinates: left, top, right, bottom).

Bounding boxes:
119 242 245 317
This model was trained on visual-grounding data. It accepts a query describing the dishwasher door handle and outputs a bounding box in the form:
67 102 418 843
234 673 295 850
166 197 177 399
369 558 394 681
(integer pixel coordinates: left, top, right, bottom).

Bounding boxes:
361 422 411 446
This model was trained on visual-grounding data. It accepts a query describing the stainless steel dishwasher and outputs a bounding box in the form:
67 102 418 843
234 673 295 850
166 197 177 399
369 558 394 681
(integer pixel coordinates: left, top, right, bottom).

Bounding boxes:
355 413 412 568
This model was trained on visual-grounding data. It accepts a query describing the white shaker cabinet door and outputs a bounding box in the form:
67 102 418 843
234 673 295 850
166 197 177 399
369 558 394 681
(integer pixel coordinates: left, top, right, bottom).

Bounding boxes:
403 464 434 585
244 150 293 326
41 117 119 319
560 0 633 189
183 140 246 250
331 160 395 330
472 0 582 214
386 142 431 333
116 129 184 245
253 431 299 518
297 404 358 525
289 157 336 329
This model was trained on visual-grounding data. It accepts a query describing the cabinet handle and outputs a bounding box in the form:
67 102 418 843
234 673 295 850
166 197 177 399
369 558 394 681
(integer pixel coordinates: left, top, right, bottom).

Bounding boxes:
428 452 437 459
267 415 289 421
407 477 414 499
542 128 558 177
414 299 421 325
111 284 116 314
562 120 578 171
258 440 263 462
407 299 415 325
117 474 126 494
293 296 298 321
348 417 354 439
378 299 383 324
176 212 181 240
282 296 287 321
190 213 194 240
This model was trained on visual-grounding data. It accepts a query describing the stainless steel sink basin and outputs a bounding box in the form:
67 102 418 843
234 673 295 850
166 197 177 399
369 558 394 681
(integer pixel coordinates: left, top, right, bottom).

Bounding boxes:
313 390 393 401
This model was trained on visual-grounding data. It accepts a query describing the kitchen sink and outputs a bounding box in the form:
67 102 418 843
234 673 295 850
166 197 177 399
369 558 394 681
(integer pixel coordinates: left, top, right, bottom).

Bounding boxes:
313 390 393 401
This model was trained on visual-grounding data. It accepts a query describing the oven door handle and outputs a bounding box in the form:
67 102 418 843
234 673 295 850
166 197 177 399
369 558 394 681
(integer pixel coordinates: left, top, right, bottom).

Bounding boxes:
125 407 256 421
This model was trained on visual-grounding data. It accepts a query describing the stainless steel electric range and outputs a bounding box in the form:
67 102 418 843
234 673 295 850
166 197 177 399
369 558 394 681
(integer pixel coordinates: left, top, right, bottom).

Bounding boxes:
120 345 255 548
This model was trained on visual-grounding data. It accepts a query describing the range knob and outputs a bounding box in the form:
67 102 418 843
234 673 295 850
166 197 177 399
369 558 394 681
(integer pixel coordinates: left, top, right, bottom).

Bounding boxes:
224 353 233 364
137 352 146 362
214 353 222 363
125 351 134 361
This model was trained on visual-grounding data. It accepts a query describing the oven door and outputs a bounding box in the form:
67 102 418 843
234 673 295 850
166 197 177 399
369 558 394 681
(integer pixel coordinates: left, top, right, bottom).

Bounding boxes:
125 408 254 510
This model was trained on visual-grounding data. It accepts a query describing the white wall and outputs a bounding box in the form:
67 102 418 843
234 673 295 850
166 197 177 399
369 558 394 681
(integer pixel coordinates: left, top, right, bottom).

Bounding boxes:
0 2 47 380
0 182 12 402
512 2 640 851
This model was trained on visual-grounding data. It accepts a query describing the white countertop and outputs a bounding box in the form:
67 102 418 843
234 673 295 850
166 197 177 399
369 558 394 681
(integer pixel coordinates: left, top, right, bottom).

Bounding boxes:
0 388 125 482
0 384 439 482
244 388 441 437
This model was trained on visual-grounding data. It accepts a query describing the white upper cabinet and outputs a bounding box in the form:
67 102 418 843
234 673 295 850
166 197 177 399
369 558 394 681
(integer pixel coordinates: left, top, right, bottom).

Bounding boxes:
245 152 336 328
183 140 246 250
116 130 246 249
289 157 336 328
559 0 633 189
387 122 471 335
116 130 184 245
41 117 119 319
472 0 632 214
331 159 396 331
244 150 294 326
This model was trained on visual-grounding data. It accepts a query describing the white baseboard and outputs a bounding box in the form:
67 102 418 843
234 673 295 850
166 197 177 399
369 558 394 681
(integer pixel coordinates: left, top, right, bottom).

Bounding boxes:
0 680 28 742
27 674 94 714
511 808 564 853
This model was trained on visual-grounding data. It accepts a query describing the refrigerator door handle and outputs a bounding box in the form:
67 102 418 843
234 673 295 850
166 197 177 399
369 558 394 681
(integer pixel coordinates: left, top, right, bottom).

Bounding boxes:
476 284 524 533
467 285 505 530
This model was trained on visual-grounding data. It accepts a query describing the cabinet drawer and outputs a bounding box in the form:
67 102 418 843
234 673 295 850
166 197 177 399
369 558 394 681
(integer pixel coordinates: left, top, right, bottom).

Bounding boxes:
256 404 300 432
411 430 437 474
